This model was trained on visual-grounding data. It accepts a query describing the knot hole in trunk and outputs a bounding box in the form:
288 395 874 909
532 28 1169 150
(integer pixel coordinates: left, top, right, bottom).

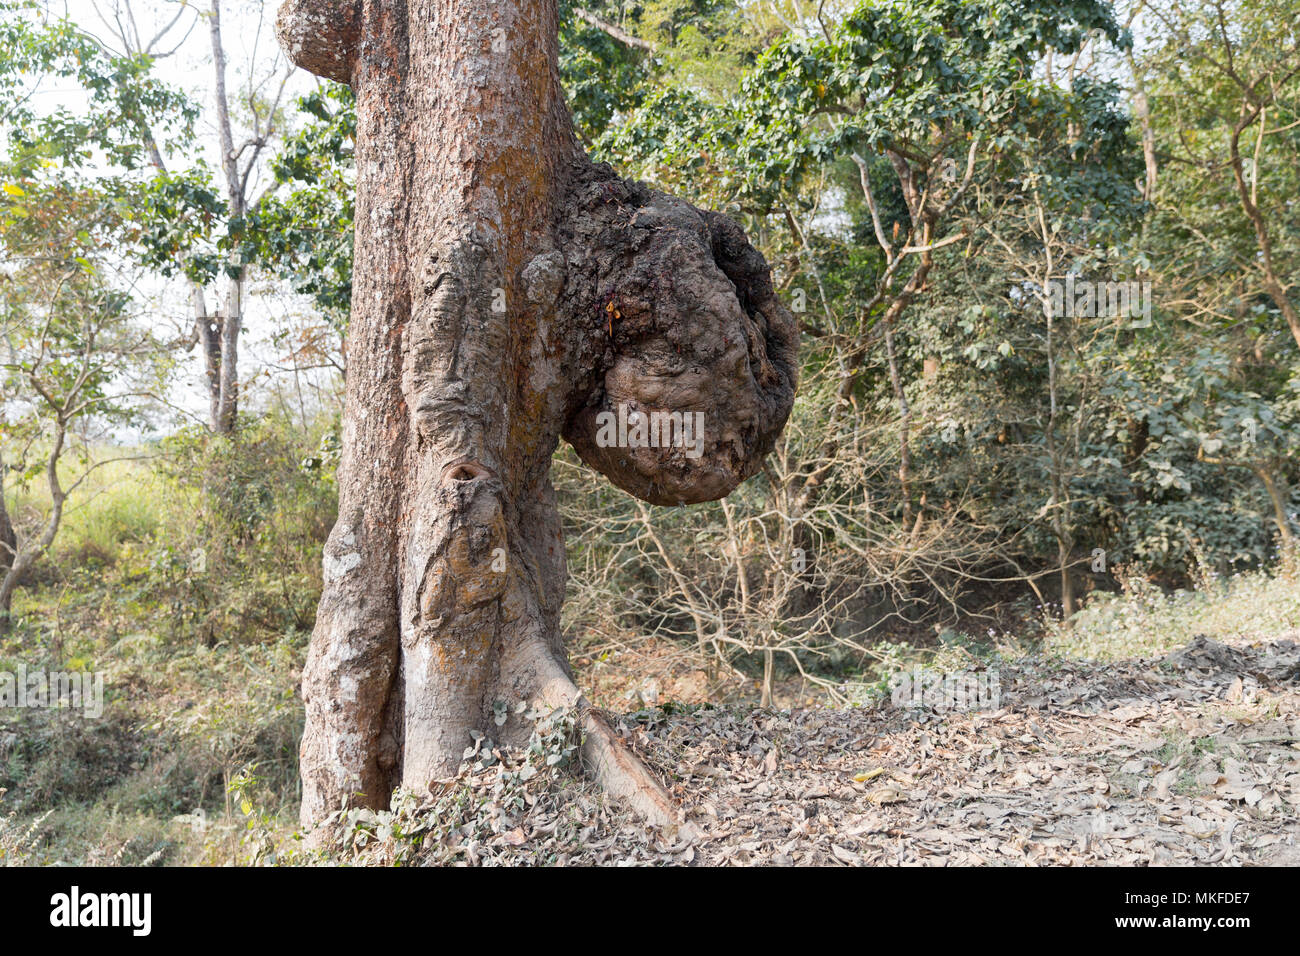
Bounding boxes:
442 458 495 484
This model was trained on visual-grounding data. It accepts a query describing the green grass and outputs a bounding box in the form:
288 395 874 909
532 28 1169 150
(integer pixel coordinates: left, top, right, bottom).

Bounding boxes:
5 453 163 567
1046 558 1300 661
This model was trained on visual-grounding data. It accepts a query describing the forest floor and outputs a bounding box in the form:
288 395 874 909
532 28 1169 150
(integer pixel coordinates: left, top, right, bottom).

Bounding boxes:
7 565 1300 866
396 631 1300 866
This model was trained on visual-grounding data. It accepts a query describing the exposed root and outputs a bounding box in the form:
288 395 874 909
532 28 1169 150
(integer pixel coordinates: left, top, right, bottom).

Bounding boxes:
526 648 699 840
577 705 698 838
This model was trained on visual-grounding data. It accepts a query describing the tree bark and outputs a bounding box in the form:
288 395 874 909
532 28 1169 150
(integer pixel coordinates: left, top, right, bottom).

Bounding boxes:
0 445 16 627
278 0 797 836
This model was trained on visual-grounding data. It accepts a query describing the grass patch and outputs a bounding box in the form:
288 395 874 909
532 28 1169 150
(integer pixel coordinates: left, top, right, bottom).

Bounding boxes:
6 453 163 569
1045 559 1300 661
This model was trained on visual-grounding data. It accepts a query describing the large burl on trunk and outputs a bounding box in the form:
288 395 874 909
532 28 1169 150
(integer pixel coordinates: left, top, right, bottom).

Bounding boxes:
278 0 797 836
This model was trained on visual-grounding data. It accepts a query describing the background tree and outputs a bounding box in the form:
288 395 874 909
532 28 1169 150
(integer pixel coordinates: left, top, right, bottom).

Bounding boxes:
0 211 170 632
1140 0 1300 350
90 0 299 433
0 0 182 629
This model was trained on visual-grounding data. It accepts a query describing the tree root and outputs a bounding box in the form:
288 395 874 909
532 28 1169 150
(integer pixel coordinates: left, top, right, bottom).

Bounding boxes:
527 651 700 841
576 705 699 840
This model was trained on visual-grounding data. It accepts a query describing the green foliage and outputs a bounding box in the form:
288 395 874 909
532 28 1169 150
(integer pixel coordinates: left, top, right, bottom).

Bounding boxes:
254 85 357 324
0 411 329 860
559 1 656 141
107 414 337 644
0 1 199 279
0 1 196 176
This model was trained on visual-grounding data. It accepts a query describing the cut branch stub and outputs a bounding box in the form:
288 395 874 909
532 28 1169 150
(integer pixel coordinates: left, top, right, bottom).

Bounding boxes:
276 0 361 85
561 171 798 506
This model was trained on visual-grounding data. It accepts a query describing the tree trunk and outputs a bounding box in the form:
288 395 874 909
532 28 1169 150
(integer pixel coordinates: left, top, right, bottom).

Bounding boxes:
192 286 225 430
1124 49 1157 203
882 314 913 526
1041 259 1074 619
278 0 797 837
1257 464 1295 552
204 0 244 435
0 445 15 629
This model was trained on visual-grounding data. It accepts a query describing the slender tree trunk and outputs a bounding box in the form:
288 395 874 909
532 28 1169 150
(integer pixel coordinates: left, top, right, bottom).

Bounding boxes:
278 0 796 838
1125 49 1158 203
0 445 16 628
760 650 774 708
1257 465 1295 551
882 314 913 527
1043 292 1075 617
192 285 224 429
206 0 244 434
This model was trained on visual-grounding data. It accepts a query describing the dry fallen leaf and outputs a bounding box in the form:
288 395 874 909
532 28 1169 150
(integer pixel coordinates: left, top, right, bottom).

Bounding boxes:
852 767 887 783
866 786 907 805
830 844 861 864
362 634 1300 867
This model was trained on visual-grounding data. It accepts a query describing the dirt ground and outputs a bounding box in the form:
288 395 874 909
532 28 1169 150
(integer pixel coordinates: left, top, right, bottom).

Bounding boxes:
401 632 1300 866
